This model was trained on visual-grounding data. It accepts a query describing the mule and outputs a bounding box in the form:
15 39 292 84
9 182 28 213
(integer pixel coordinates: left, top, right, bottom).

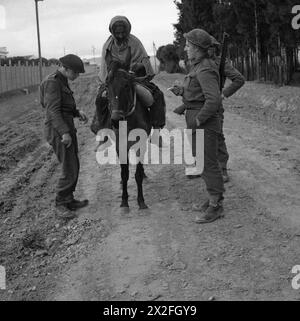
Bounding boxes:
106 61 152 210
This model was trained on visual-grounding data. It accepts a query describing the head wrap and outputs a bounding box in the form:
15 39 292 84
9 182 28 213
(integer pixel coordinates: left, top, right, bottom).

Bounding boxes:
109 16 131 37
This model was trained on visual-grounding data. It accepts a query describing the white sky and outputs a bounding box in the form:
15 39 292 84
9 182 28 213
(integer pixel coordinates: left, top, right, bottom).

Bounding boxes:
0 0 179 59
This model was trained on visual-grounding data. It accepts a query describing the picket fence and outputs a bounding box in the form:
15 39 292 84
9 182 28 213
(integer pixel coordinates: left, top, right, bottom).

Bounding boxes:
0 63 57 94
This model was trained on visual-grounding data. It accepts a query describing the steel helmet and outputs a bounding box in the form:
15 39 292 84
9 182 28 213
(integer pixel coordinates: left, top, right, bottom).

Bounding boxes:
184 29 212 49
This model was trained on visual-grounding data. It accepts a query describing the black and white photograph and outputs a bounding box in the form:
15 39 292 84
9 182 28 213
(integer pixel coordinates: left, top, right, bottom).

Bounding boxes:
0 0 300 305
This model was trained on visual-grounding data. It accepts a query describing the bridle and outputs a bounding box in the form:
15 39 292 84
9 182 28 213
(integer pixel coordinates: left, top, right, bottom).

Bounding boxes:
109 68 137 120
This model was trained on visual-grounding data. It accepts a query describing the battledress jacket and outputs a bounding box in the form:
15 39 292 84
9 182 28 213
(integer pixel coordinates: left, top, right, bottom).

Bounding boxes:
215 57 245 99
182 57 222 132
40 71 81 144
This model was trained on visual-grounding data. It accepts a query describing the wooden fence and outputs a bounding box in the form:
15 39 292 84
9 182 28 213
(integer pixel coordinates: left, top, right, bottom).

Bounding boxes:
230 47 300 86
0 63 58 94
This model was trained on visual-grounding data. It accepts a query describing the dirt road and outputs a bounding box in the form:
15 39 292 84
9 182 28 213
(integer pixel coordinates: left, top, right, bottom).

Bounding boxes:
1 72 300 301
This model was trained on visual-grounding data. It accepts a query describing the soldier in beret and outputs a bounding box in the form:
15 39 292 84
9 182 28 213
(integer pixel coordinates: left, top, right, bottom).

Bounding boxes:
173 35 245 183
40 54 89 219
170 29 225 224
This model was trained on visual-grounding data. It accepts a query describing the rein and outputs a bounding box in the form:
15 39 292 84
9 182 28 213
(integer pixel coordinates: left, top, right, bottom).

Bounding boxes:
110 68 137 120
124 88 137 118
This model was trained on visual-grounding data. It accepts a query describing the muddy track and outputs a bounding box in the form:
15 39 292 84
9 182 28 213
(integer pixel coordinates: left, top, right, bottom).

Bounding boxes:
1 73 300 301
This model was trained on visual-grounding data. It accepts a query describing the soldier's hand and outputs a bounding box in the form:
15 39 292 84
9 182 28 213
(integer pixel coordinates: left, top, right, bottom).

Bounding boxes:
101 89 108 98
78 111 88 124
173 105 186 115
195 118 201 128
168 85 183 96
61 133 72 148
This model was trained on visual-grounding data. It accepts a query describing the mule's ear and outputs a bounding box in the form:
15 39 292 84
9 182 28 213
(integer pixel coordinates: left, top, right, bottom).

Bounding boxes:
147 74 155 81
131 63 146 77
108 60 121 75
107 70 114 83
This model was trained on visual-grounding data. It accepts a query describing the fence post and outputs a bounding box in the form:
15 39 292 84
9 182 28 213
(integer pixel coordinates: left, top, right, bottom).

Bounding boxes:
30 61 34 86
0 62 60 94
0 65 2 94
3 64 7 92
9 59 13 91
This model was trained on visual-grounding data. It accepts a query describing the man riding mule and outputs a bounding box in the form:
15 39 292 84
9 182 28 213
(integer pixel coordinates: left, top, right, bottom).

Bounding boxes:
91 16 166 147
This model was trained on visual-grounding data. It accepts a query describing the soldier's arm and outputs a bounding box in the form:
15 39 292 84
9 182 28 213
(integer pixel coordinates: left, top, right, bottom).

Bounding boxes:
223 59 245 98
196 68 222 124
43 79 70 136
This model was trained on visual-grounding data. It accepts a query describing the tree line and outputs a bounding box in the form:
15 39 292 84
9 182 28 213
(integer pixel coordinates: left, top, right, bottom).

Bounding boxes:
173 0 300 85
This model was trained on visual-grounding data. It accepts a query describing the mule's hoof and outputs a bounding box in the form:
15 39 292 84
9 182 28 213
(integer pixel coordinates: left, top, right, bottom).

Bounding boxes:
121 202 129 208
120 207 130 214
139 203 149 210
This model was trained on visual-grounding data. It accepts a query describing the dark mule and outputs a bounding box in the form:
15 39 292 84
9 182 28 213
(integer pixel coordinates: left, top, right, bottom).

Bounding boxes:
106 61 152 210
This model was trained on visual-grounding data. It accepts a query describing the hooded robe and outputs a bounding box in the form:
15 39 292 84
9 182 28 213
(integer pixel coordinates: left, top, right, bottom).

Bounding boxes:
99 16 154 83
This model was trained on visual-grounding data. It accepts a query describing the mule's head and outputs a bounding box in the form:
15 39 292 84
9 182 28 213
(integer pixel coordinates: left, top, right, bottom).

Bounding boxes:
107 61 135 127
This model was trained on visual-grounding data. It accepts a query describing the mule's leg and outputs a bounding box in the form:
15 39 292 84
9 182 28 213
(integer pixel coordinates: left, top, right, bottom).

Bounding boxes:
121 164 129 208
135 162 148 210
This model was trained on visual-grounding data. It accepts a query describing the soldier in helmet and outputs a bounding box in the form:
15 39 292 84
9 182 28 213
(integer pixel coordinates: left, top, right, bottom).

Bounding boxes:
170 29 225 224
40 54 89 218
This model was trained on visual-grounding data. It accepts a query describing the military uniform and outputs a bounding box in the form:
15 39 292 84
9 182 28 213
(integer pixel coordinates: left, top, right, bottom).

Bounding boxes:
174 43 245 181
174 28 228 224
40 70 82 205
214 56 245 172
182 56 225 197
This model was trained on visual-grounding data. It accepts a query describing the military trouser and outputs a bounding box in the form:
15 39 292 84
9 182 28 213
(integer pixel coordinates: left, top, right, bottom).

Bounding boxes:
185 109 225 196
218 111 229 170
51 133 80 204
177 104 229 171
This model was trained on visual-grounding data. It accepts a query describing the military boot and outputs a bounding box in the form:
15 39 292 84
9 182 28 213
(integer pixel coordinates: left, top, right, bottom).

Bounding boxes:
65 199 89 211
195 203 224 224
192 195 224 213
55 207 77 220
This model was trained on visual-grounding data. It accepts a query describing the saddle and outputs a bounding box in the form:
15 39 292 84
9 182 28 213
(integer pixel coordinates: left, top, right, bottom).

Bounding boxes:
90 63 166 135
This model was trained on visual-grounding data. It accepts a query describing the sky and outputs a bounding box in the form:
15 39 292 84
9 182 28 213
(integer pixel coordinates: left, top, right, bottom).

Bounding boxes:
0 0 179 59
